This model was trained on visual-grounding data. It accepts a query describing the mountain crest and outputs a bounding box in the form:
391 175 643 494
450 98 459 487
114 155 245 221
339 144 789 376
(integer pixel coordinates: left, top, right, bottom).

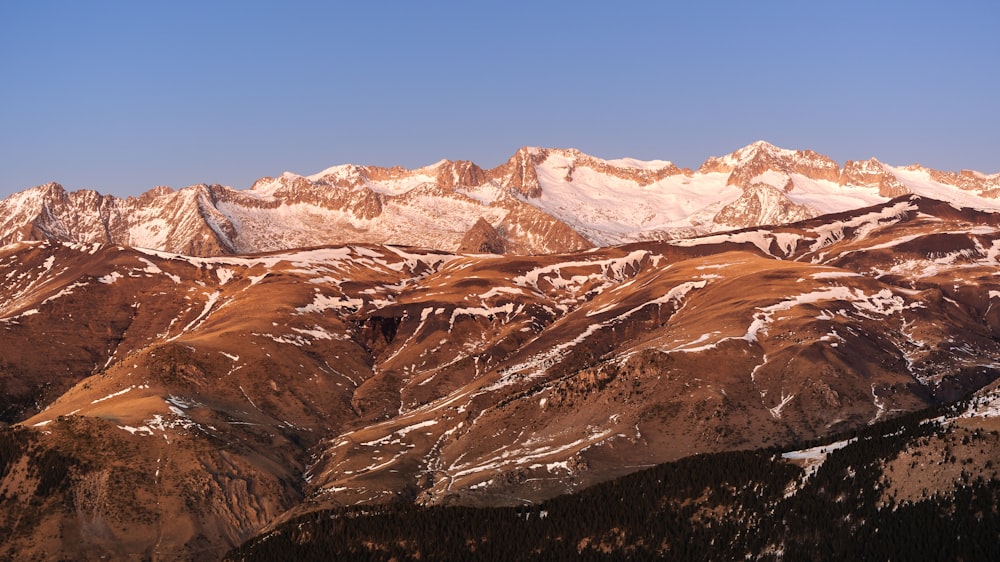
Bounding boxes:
489 146 546 197
840 158 909 197
432 159 488 189
3 143 999 256
457 217 506 254
699 142 841 187
713 183 816 229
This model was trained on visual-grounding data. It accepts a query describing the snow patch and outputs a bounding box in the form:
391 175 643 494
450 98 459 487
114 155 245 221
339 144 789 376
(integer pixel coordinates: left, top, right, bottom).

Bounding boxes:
297 294 363 314
97 271 123 284
91 386 134 405
216 268 235 285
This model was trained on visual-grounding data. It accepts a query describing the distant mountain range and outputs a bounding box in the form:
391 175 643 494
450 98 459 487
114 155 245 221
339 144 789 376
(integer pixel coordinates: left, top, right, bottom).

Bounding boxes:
2 141 998 255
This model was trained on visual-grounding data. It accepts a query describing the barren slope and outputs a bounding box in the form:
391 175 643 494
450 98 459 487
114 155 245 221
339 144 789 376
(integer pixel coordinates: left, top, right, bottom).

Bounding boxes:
2 196 1000 558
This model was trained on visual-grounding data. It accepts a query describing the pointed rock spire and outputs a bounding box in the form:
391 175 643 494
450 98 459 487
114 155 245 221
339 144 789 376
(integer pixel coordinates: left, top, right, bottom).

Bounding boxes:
457 217 507 254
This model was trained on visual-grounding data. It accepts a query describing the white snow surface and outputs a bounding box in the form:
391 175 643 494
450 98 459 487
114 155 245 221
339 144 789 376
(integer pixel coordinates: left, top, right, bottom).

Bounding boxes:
963 388 1000 418
745 287 917 343
532 156 741 245
782 438 857 481
888 166 1000 211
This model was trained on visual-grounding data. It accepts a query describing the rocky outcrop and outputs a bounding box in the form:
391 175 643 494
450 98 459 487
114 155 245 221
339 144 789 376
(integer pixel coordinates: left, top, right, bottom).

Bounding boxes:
929 168 1000 197
530 148 688 186
840 158 909 197
700 141 841 186
496 199 594 254
486 147 547 198
714 183 815 229
0 182 236 255
435 160 488 189
457 217 506 254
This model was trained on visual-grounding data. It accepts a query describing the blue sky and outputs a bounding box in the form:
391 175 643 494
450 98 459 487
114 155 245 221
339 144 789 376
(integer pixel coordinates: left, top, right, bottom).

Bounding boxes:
1 1 997 199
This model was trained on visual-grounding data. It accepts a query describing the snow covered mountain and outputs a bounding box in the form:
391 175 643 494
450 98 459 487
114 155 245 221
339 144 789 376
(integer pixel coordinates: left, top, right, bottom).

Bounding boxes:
2 141 998 255
3 195 1000 558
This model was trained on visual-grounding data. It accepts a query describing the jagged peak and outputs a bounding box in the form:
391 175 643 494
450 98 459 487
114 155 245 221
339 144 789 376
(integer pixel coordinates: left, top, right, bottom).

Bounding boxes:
842 157 887 172
131 185 175 204
743 139 784 154
697 141 842 187
145 185 175 197
37 182 114 204
305 163 369 183
251 147 685 198
0 183 67 215
725 140 781 161
250 176 279 192
457 216 506 254
421 158 479 171
415 158 454 173
704 141 827 167
520 146 549 157
423 159 487 189
28 181 67 195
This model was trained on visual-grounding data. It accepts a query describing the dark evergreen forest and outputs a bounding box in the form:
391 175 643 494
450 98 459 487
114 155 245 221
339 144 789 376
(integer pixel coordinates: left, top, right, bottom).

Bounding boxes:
226 403 1000 561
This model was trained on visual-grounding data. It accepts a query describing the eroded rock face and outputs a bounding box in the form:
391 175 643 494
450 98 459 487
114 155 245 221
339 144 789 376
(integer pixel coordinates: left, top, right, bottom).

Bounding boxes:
699 141 841 185
840 158 910 197
714 183 815 229
435 160 488 189
458 217 507 254
487 146 547 198
0 417 302 562
929 167 1000 197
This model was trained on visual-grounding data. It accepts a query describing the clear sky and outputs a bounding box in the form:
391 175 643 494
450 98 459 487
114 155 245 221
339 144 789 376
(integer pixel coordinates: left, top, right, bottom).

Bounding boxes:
1 1 997 199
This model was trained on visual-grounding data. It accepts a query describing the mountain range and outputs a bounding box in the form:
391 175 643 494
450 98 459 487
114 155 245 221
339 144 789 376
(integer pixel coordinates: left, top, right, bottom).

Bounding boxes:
2 141 998 256
1 142 999 560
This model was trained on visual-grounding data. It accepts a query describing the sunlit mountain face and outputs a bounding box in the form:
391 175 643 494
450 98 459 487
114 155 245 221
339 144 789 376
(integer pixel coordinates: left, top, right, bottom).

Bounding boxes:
2 143 999 560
